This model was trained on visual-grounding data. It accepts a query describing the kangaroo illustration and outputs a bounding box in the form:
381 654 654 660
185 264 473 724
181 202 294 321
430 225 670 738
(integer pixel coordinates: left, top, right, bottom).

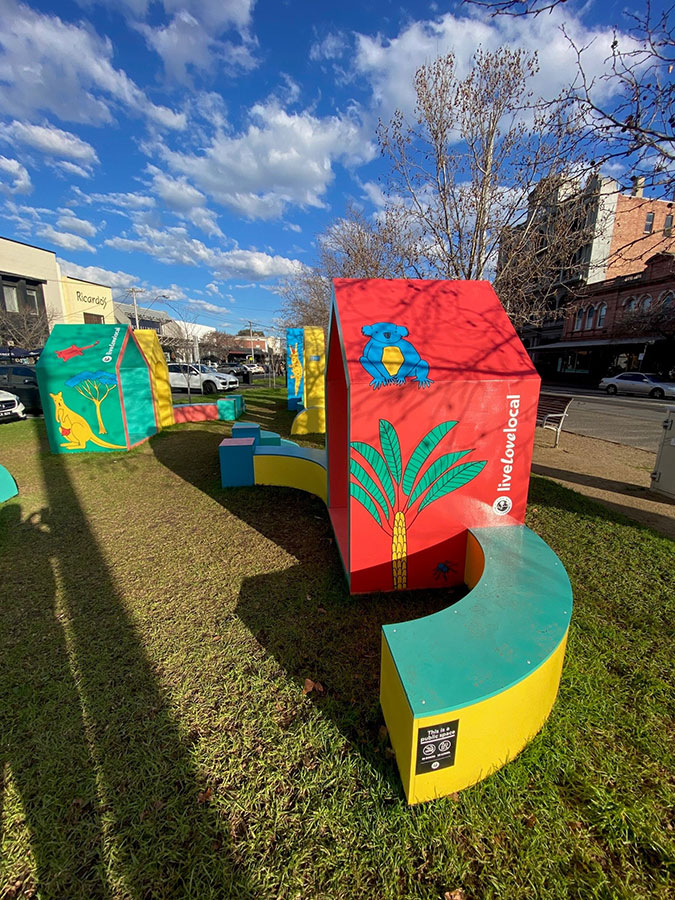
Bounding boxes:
289 343 303 396
50 391 125 450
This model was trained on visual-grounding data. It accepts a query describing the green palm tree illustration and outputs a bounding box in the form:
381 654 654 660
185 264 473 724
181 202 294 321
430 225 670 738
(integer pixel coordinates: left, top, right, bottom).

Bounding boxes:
350 419 487 590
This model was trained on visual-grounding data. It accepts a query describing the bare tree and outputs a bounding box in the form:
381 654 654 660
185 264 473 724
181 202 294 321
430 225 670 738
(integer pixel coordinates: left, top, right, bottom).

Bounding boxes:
0 308 52 350
467 2 675 196
277 206 422 330
465 0 567 16
563 5 675 196
376 48 595 325
161 308 204 402
200 330 238 364
277 266 332 331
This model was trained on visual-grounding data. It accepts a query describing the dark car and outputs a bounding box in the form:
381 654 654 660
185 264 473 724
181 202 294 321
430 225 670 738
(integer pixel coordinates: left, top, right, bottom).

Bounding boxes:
0 364 41 412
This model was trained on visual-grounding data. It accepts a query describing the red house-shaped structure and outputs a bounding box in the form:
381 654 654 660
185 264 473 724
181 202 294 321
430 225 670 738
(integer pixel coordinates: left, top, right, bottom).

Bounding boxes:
327 279 540 594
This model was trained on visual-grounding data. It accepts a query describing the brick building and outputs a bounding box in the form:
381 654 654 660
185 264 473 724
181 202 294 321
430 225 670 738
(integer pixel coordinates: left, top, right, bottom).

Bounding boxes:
518 176 675 361
532 253 675 384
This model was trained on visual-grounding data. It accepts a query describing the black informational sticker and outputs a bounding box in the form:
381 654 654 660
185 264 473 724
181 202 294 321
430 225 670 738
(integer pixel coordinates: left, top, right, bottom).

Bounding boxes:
415 720 459 775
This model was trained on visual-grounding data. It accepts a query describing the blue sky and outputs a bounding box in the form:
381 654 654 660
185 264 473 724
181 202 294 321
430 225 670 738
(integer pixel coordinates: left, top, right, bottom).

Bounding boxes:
0 0 658 335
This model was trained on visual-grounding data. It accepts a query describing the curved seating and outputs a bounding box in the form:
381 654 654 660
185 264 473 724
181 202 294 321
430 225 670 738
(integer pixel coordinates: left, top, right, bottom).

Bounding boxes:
220 422 327 502
0 464 18 503
219 422 572 805
380 525 572 804
172 395 245 424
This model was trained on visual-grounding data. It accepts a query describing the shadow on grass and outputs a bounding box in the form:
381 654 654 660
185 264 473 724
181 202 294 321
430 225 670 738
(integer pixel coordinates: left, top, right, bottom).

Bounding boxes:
150 407 461 790
529 471 675 541
0 421 251 899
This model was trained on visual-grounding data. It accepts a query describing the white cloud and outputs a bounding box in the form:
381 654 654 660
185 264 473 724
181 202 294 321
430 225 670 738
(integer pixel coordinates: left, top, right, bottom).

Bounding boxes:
136 9 257 81
104 221 304 280
0 156 31 194
186 298 228 315
310 31 348 61
37 224 96 252
284 222 302 233
73 186 156 210
353 10 632 120
147 167 223 236
53 160 93 179
57 258 140 295
56 212 98 238
6 120 99 164
206 282 220 294
0 0 185 129
158 101 374 220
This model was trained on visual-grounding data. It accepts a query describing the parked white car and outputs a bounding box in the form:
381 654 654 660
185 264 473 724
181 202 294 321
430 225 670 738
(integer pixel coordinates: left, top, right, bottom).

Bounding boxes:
0 390 26 422
167 363 239 394
599 372 675 399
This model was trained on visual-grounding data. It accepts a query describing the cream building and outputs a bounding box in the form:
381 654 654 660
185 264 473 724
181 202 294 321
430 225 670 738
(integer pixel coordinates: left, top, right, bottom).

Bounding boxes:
0 235 114 335
61 275 114 325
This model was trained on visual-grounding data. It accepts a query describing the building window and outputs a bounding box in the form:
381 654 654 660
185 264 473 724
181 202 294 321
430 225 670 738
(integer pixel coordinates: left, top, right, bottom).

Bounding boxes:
642 294 653 311
664 214 673 236
1 278 45 316
25 287 39 313
625 297 638 313
644 211 655 233
574 308 584 330
83 313 104 324
2 284 19 313
661 291 674 307
585 305 595 329
597 303 607 328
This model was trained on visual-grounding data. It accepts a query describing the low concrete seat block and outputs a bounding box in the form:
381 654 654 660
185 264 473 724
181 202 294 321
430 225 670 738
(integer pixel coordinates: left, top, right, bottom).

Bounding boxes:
381 525 572 804
218 437 256 487
173 403 219 423
221 422 327 500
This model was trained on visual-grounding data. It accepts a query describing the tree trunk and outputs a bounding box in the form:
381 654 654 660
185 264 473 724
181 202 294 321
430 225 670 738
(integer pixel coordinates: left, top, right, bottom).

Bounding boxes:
391 510 408 590
93 399 106 434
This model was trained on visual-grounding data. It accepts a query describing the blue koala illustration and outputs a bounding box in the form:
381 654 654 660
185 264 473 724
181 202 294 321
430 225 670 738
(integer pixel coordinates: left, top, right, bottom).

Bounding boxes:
360 322 433 390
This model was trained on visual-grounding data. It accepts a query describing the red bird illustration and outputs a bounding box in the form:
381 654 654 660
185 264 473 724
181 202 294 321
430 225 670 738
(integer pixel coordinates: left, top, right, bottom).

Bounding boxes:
55 341 100 362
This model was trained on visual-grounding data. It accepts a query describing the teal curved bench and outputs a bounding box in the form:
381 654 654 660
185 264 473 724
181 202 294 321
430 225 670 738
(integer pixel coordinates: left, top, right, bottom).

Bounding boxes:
381 525 572 803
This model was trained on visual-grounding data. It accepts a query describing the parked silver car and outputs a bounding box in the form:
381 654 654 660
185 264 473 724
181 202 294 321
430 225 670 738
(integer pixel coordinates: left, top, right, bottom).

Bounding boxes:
599 372 675 399
167 363 238 394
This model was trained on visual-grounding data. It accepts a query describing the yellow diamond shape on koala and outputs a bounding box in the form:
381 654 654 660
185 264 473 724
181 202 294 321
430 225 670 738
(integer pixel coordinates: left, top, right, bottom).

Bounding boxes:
383 346 404 377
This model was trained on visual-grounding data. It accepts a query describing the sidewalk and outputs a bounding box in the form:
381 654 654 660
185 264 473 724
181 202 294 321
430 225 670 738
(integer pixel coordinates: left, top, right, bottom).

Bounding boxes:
532 430 675 540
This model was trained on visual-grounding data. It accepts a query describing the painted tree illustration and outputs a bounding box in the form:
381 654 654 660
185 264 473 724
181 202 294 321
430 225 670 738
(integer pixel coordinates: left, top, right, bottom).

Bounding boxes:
65 371 118 434
350 419 487 590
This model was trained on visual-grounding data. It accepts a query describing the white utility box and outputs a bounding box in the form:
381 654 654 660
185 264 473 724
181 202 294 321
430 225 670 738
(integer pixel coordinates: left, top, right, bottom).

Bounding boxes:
650 407 675 500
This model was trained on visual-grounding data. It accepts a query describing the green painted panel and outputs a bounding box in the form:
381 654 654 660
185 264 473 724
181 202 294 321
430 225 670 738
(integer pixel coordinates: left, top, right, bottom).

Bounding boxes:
382 526 573 715
36 324 156 453
37 324 129 453
119 365 157 445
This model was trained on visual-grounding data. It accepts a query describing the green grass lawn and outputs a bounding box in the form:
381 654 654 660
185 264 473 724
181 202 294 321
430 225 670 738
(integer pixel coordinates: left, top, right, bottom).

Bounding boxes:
0 388 673 900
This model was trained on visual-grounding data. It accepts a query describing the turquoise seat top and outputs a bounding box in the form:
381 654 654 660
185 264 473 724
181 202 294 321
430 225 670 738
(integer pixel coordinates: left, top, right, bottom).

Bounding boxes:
382 525 572 717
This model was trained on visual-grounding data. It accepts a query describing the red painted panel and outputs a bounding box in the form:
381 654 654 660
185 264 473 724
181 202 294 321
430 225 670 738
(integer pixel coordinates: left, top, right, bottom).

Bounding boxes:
173 404 219 423
329 278 540 595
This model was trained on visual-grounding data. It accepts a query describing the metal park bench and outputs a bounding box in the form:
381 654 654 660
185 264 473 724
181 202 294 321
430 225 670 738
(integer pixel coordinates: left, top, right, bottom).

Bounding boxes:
537 393 573 447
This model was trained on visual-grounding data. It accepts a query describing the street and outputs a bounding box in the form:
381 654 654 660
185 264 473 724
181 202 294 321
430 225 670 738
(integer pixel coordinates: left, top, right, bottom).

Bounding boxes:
543 387 672 452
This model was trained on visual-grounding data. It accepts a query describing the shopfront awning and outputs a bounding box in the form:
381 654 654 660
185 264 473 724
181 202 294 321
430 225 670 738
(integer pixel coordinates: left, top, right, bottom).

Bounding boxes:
532 337 657 351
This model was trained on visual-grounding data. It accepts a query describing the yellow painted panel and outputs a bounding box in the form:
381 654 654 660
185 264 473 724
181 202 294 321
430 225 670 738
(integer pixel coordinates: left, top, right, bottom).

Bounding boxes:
380 637 415 798
383 630 569 804
291 406 326 435
134 330 175 428
302 326 325 411
254 455 327 502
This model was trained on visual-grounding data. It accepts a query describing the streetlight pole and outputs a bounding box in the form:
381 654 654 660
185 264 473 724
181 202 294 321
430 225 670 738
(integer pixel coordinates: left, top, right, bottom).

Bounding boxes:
127 286 145 329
